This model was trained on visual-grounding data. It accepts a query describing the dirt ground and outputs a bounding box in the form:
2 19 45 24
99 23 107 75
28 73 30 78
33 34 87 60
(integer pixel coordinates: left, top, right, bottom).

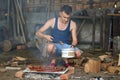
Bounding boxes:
0 47 120 80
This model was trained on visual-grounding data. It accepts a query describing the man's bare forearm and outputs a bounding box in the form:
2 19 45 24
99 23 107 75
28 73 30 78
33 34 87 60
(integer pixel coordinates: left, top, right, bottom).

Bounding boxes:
36 31 46 39
71 40 77 46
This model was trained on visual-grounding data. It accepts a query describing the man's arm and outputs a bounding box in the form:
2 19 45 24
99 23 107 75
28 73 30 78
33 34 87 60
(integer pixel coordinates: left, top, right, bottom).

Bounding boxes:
70 21 78 46
36 19 54 41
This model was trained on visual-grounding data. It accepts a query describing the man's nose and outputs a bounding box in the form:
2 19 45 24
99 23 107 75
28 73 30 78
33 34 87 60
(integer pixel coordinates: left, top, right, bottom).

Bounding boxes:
65 18 69 22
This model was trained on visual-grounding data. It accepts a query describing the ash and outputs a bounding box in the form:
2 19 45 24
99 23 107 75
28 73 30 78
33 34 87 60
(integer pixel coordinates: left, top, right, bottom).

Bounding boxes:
23 73 61 80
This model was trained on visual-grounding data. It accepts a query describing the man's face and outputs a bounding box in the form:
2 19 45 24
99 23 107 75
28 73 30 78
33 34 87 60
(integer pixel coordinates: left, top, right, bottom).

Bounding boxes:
60 11 71 24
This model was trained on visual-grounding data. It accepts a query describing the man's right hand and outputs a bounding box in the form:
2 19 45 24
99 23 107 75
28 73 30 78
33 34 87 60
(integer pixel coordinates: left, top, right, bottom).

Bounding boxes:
44 34 54 42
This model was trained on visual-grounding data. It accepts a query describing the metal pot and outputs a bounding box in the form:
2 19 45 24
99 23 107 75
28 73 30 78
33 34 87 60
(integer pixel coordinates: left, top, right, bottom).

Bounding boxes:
61 48 75 58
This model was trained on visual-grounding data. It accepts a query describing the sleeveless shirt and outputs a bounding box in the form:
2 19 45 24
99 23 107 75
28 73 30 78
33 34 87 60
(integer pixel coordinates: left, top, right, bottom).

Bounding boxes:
51 17 71 44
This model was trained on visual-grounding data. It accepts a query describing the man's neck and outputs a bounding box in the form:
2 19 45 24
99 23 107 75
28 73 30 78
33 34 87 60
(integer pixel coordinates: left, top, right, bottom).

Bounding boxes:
58 18 68 30
59 17 68 25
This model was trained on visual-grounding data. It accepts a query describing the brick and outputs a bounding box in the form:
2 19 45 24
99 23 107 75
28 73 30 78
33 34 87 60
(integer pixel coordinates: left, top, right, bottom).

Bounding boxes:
93 0 100 3
54 4 61 11
60 74 69 80
108 2 114 8
100 3 109 8
34 0 40 4
60 67 75 80
83 4 90 9
93 3 100 8
76 4 83 10
54 0 61 4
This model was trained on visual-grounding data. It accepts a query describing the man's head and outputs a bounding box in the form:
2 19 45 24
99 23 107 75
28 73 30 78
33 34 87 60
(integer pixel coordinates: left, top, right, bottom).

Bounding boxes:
60 5 72 15
60 5 72 24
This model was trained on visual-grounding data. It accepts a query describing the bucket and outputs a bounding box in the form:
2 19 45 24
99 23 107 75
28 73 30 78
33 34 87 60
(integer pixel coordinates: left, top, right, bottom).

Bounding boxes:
61 48 75 58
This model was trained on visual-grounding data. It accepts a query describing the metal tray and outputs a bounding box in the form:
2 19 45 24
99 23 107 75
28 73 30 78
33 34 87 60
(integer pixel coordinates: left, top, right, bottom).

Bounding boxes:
23 67 68 74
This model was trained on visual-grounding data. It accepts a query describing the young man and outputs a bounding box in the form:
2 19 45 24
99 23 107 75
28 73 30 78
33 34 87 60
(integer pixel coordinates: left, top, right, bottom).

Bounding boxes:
36 5 83 67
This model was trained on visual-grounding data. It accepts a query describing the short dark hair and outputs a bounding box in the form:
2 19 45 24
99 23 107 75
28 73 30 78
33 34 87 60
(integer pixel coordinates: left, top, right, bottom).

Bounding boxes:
60 5 72 15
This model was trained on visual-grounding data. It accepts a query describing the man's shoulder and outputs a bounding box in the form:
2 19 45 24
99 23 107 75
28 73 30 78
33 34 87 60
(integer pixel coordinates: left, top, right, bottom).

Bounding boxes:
70 20 77 30
47 18 55 22
46 18 56 28
70 20 76 25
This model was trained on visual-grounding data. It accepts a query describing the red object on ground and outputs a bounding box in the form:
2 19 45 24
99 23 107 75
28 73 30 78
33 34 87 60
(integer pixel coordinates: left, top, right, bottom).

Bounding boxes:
28 65 64 72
